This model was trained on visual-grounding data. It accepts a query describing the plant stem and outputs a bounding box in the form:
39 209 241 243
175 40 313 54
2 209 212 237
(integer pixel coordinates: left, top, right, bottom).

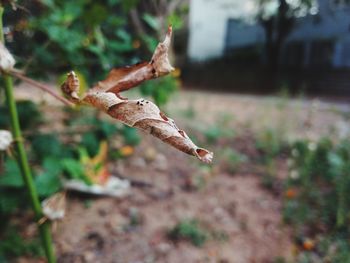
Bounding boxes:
0 6 56 263
9 69 73 107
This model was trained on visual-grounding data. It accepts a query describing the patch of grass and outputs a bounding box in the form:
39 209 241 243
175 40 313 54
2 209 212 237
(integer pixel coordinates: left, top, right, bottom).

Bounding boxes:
168 220 209 247
276 84 290 110
272 257 286 263
204 126 225 144
256 128 284 159
222 148 248 174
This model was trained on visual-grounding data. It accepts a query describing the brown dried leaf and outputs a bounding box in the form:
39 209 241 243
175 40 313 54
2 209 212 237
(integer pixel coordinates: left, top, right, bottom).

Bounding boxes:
41 191 66 221
150 25 174 76
61 27 213 163
61 71 80 102
92 26 174 97
84 92 213 163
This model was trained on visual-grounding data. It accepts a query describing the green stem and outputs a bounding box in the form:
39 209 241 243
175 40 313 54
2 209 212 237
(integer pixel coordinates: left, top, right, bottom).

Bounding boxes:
0 6 56 263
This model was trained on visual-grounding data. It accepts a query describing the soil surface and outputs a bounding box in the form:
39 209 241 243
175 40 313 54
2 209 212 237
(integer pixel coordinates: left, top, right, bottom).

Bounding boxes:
53 138 292 263
13 87 350 263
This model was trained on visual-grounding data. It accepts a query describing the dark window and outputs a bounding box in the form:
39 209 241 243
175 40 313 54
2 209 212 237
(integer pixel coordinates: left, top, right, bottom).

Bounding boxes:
330 0 350 9
282 42 305 67
309 40 334 67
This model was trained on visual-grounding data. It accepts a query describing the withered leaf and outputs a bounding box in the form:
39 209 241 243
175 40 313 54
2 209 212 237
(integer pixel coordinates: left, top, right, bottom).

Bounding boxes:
0 42 15 72
61 26 213 163
0 130 13 151
41 191 66 221
92 26 174 98
61 71 80 102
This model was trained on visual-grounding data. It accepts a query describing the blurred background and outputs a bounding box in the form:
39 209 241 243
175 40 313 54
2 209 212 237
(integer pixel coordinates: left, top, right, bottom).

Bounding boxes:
1 0 350 262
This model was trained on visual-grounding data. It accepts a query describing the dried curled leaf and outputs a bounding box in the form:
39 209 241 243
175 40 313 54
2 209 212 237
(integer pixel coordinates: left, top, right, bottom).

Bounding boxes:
0 130 13 151
150 25 174 76
0 42 15 72
61 27 213 163
84 93 213 163
41 191 66 221
61 71 80 102
92 26 174 97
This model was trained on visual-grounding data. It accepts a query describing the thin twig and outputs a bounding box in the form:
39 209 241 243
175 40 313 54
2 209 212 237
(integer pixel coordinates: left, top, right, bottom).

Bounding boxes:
8 69 74 107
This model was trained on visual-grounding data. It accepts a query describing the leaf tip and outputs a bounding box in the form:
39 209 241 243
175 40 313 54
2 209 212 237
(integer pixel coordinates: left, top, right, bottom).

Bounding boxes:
195 148 214 164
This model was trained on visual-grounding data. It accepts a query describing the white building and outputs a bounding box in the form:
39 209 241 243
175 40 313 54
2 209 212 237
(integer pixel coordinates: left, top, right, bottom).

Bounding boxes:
188 0 350 68
188 0 258 61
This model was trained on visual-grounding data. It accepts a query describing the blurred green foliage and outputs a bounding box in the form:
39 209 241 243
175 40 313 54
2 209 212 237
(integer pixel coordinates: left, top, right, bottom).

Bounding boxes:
168 219 229 247
0 100 42 130
140 75 178 106
222 148 248 174
283 138 350 261
202 113 235 144
4 0 182 104
256 128 284 159
0 227 43 260
7 0 136 80
255 128 285 189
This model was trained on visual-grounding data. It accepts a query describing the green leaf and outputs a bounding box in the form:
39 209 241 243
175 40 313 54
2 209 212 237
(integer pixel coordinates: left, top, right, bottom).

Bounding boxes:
82 4 108 26
328 152 344 172
61 158 84 179
107 16 126 27
40 0 55 9
81 132 100 156
108 40 133 52
167 13 184 30
121 0 139 11
35 172 62 197
108 0 121 5
0 159 23 188
116 29 131 42
61 158 92 185
43 157 63 176
141 35 158 52
0 189 25 214
30 134 66 160
122 126 140 146
142 13 159 30
34 157 64 197
99 120 118 138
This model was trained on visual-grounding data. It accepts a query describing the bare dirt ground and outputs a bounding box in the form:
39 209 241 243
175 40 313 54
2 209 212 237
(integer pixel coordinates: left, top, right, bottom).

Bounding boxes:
53 138 292 263
14 87 350 263
58 183 289 263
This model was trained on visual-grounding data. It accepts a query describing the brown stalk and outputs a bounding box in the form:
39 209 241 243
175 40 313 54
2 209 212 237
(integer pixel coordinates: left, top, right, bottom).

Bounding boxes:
8 69 74 107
